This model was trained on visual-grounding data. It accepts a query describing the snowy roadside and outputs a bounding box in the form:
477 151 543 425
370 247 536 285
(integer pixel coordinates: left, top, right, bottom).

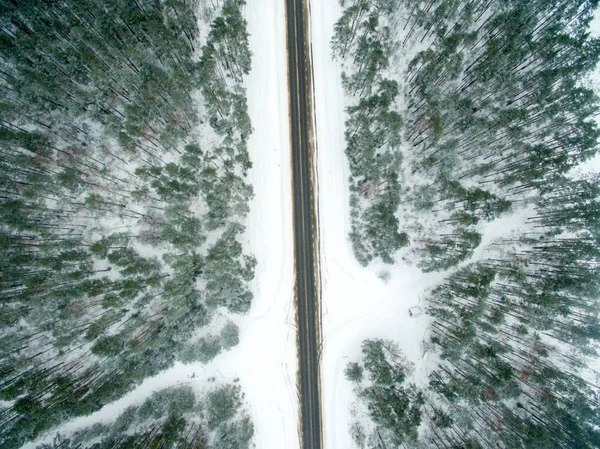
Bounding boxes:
235 0 299 447
20 2 298 449
309 2 431 447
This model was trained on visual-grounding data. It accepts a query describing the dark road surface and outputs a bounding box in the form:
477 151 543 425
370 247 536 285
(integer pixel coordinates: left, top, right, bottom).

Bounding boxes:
285 0 322 448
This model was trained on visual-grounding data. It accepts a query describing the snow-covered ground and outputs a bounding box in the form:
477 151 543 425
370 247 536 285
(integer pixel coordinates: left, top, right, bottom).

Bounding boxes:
22 2 299 449
236 0 299 446
309 2 434 448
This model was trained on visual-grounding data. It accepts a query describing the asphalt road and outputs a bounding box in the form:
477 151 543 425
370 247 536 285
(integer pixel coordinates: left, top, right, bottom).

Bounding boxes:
285 0 322 448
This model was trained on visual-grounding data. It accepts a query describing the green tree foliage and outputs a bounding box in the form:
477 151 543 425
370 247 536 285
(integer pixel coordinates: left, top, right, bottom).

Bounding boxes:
334 0 600 447
204 223 257 313
345 361 364 382
0 0 255 446
39 385 253 449
347 339 423 447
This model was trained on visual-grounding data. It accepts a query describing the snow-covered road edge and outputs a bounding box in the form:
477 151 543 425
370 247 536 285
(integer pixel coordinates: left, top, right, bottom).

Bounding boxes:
310 2 436 447
239 0 299 447
22 2 299 449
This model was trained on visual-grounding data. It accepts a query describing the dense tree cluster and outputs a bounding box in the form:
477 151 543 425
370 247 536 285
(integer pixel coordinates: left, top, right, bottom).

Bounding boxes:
36 384 253 449
333 1 408 265
333 0 600 268
0 0 255 447
346 339 423 448
334 0 600 447
426 258 600 448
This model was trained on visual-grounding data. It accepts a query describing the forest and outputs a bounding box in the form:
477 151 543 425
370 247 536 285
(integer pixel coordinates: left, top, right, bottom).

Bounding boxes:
333 0 600 447
0 0 255 448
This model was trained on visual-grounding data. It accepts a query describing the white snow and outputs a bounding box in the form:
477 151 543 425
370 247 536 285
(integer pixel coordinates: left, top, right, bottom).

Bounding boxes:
309 2 436 448
22 1 299 449
236 0 299 446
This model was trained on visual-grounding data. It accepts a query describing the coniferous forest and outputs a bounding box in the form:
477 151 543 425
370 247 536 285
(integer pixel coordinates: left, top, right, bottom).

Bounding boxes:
0 0 255 447
333 0 600 447
2 0 600 447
